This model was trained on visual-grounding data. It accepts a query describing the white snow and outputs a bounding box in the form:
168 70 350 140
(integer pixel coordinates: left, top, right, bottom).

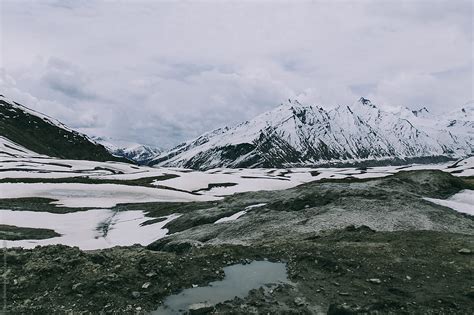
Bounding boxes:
0 183 217 208
1 209 180 250
245 203 267 210
215 211 247 223
424 190 474 216
0 136 44 158
1 155 472 201
214 203 267 223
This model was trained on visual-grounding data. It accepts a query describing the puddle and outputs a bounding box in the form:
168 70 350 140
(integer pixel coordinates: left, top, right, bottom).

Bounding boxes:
153 260 289 314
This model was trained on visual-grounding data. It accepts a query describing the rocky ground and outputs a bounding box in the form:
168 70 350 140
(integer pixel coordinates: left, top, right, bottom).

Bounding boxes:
2 170 474 314
3 229 473 314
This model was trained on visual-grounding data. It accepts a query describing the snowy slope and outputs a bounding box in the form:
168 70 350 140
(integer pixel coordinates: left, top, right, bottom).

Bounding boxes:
151 98 473 170
93 136 161 164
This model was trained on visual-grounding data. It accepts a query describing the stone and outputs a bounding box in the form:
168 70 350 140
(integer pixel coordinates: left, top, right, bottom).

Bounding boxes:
131 291 140 298
294 297 307 306
188 302 214 314
458 248 472 255
368 278 382 284
72 283 82 291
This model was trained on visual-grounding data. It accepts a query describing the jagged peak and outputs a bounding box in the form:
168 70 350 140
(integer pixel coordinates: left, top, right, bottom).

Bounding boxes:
357 97 376 108
412 107 430 117
284 98 306 109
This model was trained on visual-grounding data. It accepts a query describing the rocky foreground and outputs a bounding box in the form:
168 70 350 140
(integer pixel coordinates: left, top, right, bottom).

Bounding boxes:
2 170 474 314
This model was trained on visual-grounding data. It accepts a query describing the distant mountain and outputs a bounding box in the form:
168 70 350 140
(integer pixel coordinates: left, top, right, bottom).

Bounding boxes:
92 136 161 164
150 98 473 170
0 94 127 162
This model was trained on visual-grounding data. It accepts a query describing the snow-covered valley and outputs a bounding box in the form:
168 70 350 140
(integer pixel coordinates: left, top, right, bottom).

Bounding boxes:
1 135 473 250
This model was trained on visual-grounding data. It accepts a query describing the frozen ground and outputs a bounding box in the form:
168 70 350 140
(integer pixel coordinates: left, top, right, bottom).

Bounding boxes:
0 139 473 250
1 209 180 250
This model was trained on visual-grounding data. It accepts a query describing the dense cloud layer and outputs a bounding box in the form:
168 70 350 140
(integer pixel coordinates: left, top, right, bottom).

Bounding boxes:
0 0 472 148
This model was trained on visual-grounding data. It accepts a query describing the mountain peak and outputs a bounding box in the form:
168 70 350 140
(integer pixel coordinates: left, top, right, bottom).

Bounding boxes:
358 97 375 107
285 98 304 108
412 107 430 117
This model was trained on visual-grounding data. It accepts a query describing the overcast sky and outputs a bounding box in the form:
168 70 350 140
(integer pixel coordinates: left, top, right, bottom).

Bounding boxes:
1 0 472 148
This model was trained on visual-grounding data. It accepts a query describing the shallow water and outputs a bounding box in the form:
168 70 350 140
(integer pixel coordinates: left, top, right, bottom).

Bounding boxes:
153 260 289 314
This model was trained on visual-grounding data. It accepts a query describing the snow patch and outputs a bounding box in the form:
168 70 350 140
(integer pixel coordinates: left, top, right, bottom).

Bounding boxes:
214 203 266 224
0 183 217 208
215 211 247 223
424 190 474 216
1 209 181 250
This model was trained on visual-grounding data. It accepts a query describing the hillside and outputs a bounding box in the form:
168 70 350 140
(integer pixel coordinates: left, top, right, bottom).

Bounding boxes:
0 94 127 162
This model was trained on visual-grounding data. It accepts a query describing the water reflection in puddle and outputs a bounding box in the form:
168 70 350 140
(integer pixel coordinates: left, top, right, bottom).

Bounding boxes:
153 260 289 314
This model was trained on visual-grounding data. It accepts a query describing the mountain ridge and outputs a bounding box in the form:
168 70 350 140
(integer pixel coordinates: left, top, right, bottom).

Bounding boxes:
150 97 473 170
92 136 161 164
0 94 128 162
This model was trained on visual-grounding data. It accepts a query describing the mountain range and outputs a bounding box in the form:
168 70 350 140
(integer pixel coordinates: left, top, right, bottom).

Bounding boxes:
150 97 473 169
1 93 472 168
92 136 161 165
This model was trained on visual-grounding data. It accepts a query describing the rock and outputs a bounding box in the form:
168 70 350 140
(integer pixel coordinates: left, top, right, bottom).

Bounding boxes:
328 303 361 315
145 272 157 278
131 291 140 298
72 283 81 291
294 297 307 306
142 282 151 289
406 276 412 280
188 302 214 314
368 278 382 284
17 276 27 284
458 248 472 255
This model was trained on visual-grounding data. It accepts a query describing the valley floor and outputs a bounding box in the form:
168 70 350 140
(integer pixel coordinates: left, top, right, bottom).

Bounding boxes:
1 157 473 314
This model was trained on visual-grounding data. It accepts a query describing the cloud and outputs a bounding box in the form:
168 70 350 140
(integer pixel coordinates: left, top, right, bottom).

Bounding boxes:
40 58 97 101
1 0 472 148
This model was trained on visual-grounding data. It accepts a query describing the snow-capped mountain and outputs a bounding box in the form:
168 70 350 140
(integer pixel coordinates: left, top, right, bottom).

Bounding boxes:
0 94 126 162
150 98 473 170
92 137 161 164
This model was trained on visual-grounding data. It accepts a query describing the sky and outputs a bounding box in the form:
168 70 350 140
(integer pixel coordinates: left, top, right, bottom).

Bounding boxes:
0 0 472 148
